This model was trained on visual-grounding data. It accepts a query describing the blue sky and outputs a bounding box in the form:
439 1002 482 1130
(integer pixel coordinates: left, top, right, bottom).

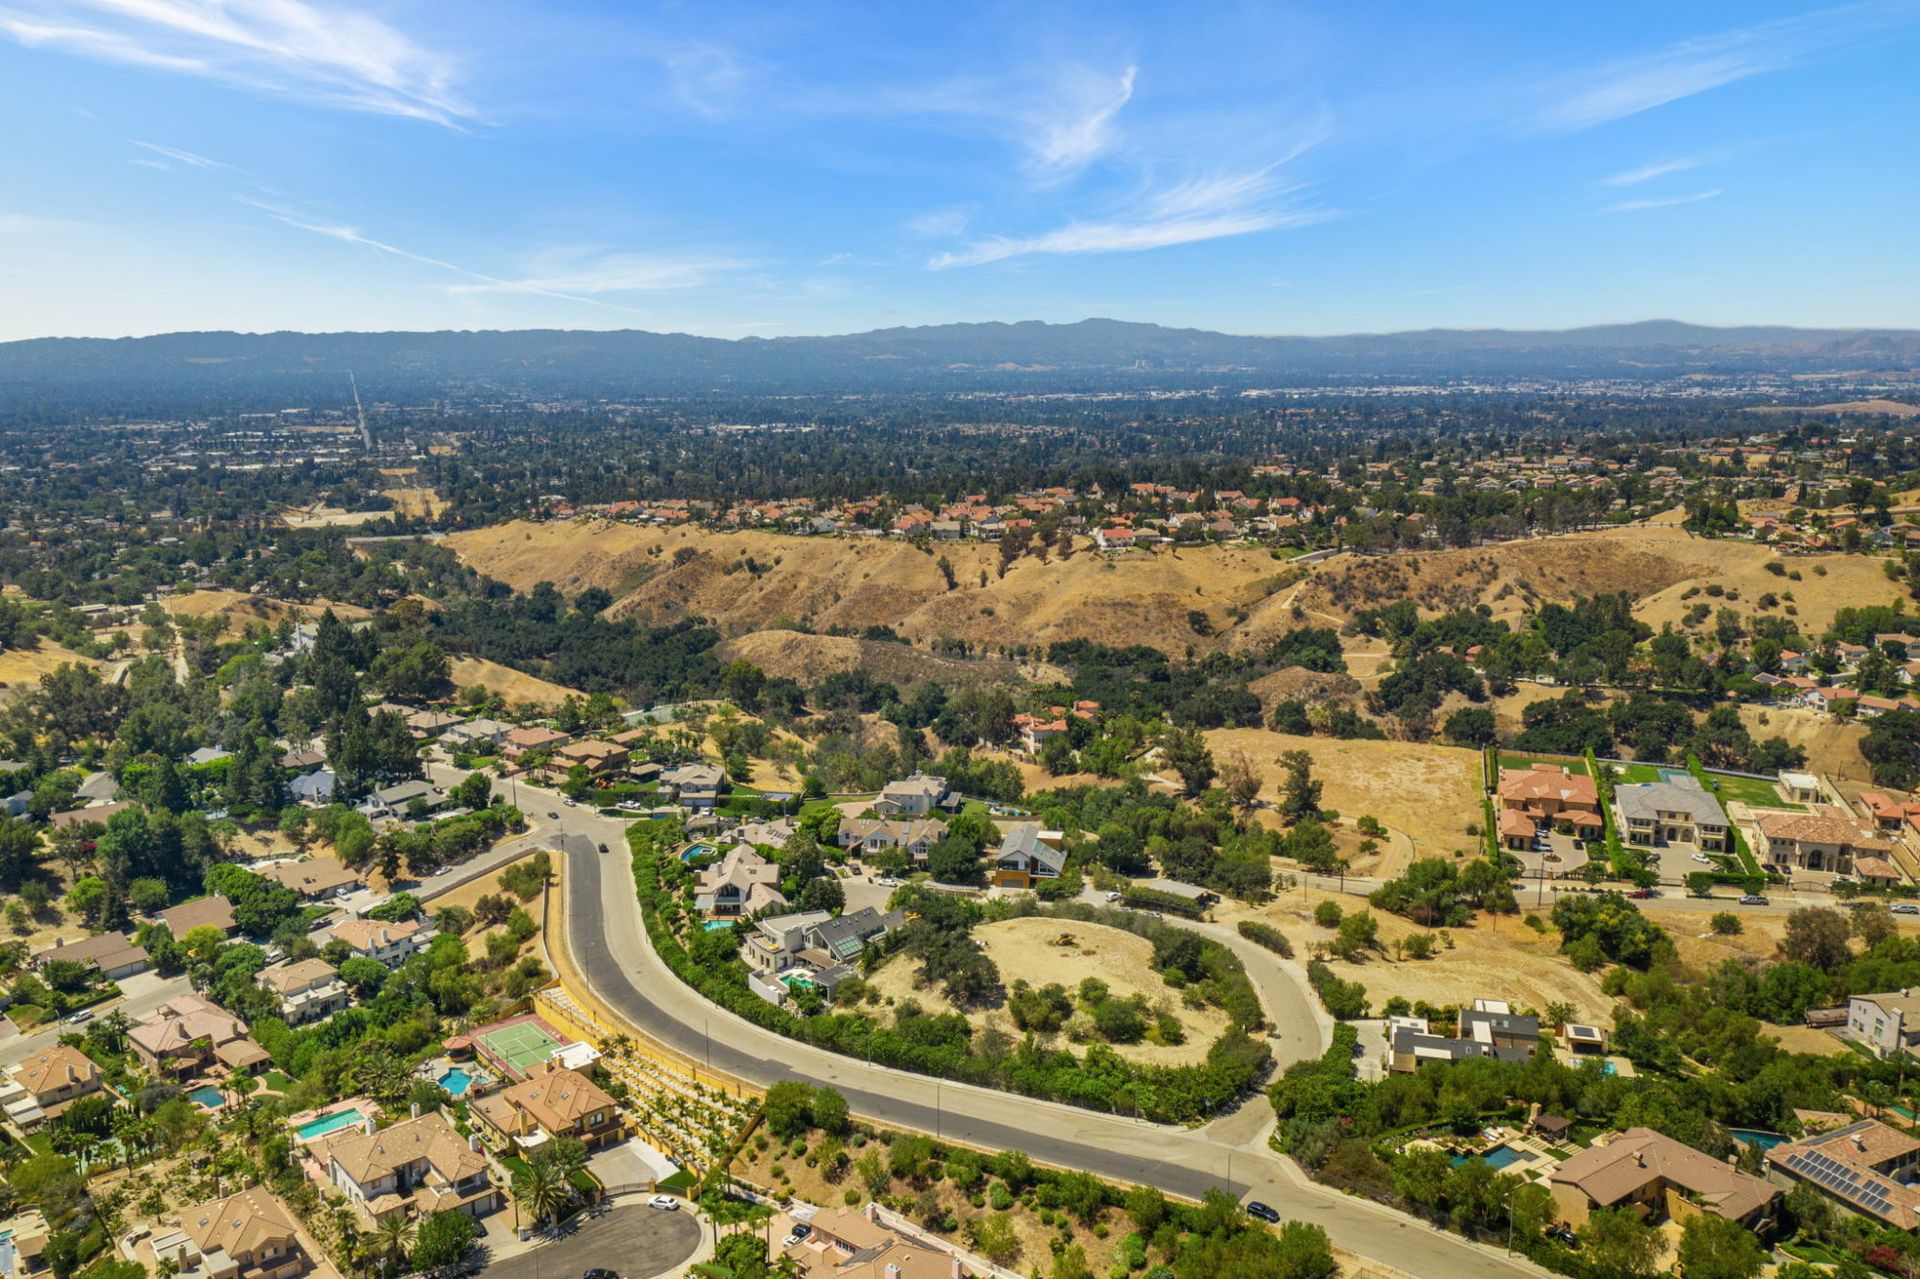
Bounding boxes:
2 0 1917 340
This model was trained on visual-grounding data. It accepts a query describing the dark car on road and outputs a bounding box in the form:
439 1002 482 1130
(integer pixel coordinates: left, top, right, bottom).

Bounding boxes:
584 1269 617 1279
1246 1202 1281 1224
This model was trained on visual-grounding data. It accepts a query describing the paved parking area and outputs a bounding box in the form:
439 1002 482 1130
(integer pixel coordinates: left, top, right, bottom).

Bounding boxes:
482 1203 701 1279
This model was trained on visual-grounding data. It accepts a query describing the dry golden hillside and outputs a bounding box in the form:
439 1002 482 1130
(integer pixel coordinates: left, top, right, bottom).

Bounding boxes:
165 589 374 635
714 630 1046 690
448 656 585 708
0 639 96 700
446 520 1303 653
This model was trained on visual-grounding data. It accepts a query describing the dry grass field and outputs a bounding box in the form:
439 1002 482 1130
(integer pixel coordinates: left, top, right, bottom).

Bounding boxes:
1230 887 1617 1024
1736 703 1869 780
448 655 585 707
1202 727 1484 866
863 917 1230 1068
379 487 448 519
714 630 1045 690
0 638 95 699
1747 398 1920 417
164 589 374 635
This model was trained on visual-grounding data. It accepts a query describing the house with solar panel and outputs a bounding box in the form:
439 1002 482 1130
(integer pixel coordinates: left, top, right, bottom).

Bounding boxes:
1767 1120 1920 1231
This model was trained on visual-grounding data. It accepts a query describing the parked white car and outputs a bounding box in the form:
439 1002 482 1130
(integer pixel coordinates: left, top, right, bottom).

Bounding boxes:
648 1195 679 1211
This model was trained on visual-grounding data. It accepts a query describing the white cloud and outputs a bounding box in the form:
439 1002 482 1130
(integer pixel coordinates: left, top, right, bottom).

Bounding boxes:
929 168 1333 269
1024 64 1136 179
133 139 232 170
1600 188 1723 214
1536 2 1911 132
1601 157 1700 186
0 0 470 125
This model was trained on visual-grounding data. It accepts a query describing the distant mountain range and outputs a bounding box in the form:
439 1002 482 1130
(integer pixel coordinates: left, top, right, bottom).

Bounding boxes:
2 318 1917 414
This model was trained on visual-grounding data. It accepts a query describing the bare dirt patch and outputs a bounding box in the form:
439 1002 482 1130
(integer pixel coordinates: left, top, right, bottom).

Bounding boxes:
380 487 447 519
1736 704 1869 782
863 917 1229 1068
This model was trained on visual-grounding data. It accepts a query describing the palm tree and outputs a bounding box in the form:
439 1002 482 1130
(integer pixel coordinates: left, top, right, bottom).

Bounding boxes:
371 1213 416 1278
510 1162 571 1233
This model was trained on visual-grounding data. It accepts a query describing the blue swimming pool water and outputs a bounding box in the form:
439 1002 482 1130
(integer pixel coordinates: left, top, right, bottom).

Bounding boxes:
1732 1128 1787 1150
1452 1144 1524 1170
438 1067 477 1097
296 1106 367 1139
187 1085 225 1109
702 919 736 931
681 843 715 861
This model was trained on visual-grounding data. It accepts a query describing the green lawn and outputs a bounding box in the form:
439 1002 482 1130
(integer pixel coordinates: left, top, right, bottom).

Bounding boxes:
1611 763 1665 783
260 1070 295 1093
1701 771 1800 811
1499 753 1588 776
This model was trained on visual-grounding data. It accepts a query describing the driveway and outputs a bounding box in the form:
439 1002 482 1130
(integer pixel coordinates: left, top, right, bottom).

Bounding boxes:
482 1203 701 1279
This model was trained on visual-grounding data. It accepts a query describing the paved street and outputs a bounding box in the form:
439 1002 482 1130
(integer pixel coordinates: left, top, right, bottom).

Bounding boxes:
482 1203 702 1279
556 826 1556 1279
0 969 193 1070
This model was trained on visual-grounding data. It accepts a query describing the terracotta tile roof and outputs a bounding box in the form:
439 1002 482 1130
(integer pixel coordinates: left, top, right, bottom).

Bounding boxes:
317 1112 487 1189
181 1187 301 1263
331 917 423 953
12 1045 99 1098
1757 808 1890 850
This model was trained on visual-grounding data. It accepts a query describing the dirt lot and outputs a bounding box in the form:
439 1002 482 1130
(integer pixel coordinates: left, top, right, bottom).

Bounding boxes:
449 655 585 708
1737 703 1869 781
380 487 448 519
0 638 95 699
1228 886 1616 1024
863 917 1230 1067
1203 727 1484 872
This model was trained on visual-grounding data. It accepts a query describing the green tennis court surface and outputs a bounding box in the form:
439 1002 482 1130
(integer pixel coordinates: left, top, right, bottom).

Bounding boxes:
480 1021 563 1074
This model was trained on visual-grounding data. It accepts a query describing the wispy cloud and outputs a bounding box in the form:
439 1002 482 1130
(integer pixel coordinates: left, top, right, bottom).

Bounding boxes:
1024 64 1136 179
1601 157 1700 186
929 167 1333 269
0 0 470 125
1535 2 1913 132
1600 188 1723 214
906 207 971 238
133 139 233 170
242 197 739 309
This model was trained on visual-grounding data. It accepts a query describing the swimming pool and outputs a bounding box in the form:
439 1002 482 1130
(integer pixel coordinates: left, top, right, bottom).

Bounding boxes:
702 919 736 931
681 843 716 861
438 1067 477 1097
187 1085 225 1109
296 1106 368 1140
1732 1128 1787 1151
1452 1144 1524 1170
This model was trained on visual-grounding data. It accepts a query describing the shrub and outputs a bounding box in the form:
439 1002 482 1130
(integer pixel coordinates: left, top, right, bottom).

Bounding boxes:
1313 900 1343 928
1237 919 1293 958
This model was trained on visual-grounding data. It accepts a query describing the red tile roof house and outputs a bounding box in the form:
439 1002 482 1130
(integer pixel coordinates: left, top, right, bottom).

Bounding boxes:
1496 765 1604 849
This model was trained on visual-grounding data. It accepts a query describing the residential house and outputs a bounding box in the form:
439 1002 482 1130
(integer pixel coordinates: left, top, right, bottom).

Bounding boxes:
1845 989 1920 1059
1389 1025 1532 1074
834 819 941 863
806 908 903 968
331 918 429 966
254 858 362 901
1755 807 1893 874
1768 1120 1920 1231
500 727 571 760
1093 527 1136 549
257 960 350 1026
1859 792 1920 834
1497 765 1604 848
695 845 787 918
280 747 327 774
288 770 337 805
661 762 726 795
129 995 253 1078
1779 771 1823 804
743 911 833 975
469 1064 622 1152
1460 1000 1543 1054
145 1186 320 1279
314 1112 498 1222
440 719 512 752
735 817 798 848
185 747 232 767
1612 778 1730 852
1013 713 1069 757
32 932 150 980
159 895 238 939
553 739 629 777
873 774 948 817
355 780 442 819
49 800 135 832
1140 879 1217 908
2 1045 102 1131
1549 1128 1779 1230
403 710 463 739
2 788 29 817
777 1203 984 1279
990 823 1066 890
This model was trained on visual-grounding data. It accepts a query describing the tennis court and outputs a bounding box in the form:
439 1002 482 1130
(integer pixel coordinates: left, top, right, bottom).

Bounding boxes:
478 1019 565 1077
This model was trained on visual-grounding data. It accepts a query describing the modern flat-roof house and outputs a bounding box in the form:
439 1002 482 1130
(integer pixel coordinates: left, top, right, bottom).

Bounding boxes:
130 995 253 1078
743 911 834 975
159 895 238 939
331 918 429 966
32 931 150 980
991 823 1066 890
2 1045 103 1130
314 1112 498 1223
1845 989 1920 1060
1768 1120 1920 1231
1755 807 1893 874
258 960 350 1026
1613 778 1729 852
145 1186 322 1279
469 1064 622 1152
1389 1024 1532 1073
873 774 948 817
695 846 787 918
1497 765 1604 849
1779 771 1824 804
1549 1128 1779 1230
1460 1001 1542 1053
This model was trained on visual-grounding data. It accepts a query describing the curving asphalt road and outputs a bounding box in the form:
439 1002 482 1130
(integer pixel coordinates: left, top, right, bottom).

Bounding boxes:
549 816 1551 1279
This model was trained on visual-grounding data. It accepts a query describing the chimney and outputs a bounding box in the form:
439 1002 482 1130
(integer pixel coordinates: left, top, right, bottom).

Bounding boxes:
469 1132 482 1154
363 1117 376 1136
411 1103 421 1119
863 1202 879 1223
884 1267 902 1279
951 1260 964 1279
1634 1151 1646 1169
